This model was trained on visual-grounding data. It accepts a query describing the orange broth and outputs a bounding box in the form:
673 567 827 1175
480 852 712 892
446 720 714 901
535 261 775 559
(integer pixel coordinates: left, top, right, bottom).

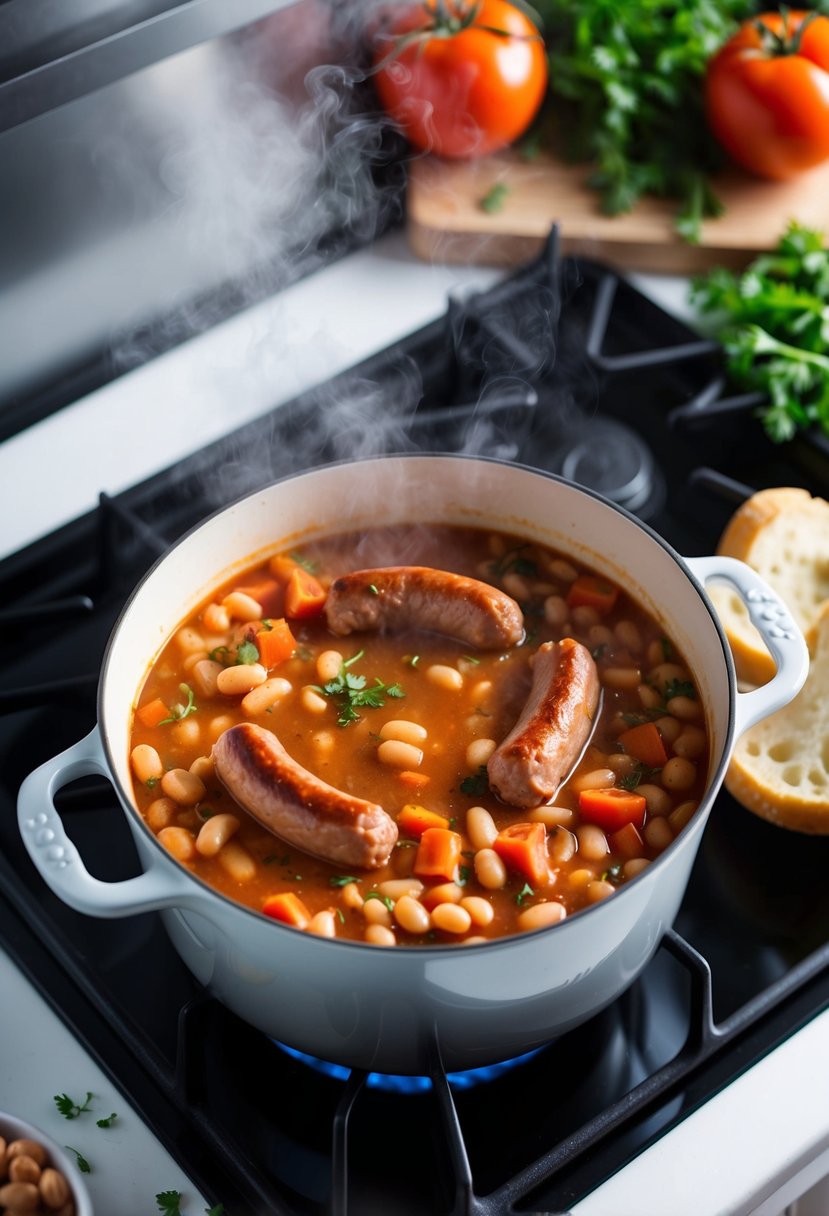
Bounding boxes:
129 524 709 944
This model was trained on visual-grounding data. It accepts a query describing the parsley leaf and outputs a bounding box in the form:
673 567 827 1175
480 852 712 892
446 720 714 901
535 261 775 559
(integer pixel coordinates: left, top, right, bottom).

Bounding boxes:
540 0 753 240
206 1206 225 1216
66 1146 91 1173
156 1191 183 1215
330 875 360 887
290 551 318 574
313 652 405 727
158 684 197 725
479 182 510 213
236 640 260 665
515 883 534 906
619 761 662 791
96 1112 117 1128
54 1092 93 1120
692 222 829 441
460 766 489 797
663 678 696 702
364 892 395 912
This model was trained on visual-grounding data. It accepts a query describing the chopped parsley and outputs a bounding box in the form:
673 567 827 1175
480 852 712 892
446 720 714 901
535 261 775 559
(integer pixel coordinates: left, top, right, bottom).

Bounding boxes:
145 776 159 789
405 654 420 668
290 551 318 574
462 655 481 666
206 1207 225 1216
96 1112 118 1128
459 766 489 797
313 650 405 726
619 762 662 791
663 678 696 702
54 1091 93 1120
364 892 395 912
236 640 260 666
591 643 608 661
660 637 673 661
369 584 380 595
156 1192 182 1216
601 864 624 885
207 644 230 663
489 546 538 581
66 1146 91 1173
330 875 360 887
515 883 534 906
158 684 197 725
457 865 471 887
479 181 510 214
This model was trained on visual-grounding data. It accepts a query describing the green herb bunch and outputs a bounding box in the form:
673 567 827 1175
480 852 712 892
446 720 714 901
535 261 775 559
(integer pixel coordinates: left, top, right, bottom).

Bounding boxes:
537 0 752 240
691 222 829 442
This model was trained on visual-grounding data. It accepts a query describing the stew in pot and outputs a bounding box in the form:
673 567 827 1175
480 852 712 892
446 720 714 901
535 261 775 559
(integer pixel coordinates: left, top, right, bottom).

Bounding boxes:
129 525 709 945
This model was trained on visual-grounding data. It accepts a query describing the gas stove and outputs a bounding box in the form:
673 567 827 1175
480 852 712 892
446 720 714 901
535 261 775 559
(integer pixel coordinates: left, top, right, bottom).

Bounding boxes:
3 230 829 1216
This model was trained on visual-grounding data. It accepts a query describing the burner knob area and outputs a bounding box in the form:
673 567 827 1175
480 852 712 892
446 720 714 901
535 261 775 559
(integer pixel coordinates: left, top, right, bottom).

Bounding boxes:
554 417 662 517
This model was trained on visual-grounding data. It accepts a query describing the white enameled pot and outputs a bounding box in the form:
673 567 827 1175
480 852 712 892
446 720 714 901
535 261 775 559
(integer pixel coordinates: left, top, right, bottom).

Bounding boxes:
18 456 809 1074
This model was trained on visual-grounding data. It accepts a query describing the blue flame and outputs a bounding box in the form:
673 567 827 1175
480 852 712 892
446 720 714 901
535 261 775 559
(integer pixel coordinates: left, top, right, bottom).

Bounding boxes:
276 1042 543 1091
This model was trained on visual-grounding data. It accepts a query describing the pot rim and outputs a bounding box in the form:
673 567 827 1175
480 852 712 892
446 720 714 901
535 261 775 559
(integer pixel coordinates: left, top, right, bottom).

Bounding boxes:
98 452 737 952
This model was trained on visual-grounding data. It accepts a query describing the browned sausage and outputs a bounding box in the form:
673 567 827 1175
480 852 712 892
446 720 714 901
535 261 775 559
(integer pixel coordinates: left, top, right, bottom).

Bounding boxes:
212 723 397 869
486 639 600 808
324 566 524 650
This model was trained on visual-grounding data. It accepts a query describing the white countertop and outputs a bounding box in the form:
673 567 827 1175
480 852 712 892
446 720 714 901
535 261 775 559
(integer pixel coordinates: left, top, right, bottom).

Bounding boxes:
4 229 824 1216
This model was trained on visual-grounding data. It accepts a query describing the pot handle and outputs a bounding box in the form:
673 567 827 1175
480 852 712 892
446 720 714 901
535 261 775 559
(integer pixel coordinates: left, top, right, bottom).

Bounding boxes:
685 555 809 737
17 727 195 917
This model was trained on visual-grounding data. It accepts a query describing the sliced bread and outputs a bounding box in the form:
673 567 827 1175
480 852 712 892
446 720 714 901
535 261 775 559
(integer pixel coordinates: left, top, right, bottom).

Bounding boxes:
725 601 829 834
713 487 829 685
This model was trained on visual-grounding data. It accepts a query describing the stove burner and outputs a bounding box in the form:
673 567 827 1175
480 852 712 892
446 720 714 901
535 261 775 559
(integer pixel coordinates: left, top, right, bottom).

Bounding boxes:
554 416 661 515
275 1041 543 1091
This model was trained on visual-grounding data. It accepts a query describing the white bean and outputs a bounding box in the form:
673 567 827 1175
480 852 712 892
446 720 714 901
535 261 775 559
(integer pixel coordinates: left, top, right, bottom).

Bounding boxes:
192 659 225 698
216 663 267 696
316 650 344 682
517 901 566 931
377 739 423 769
571 768 616 793
474 848 507 890
301 686 329 715
379 719 428 746
426 664 463 691
217 841 256 883
466 806 498 850
308 910 337 938
131 744 162 785
195 813 240 857
394 896 431 935
242 677 293 715
222 591 263 621
161 768 206 806
466 738 496 769
460 896 494 927
661 756 697 791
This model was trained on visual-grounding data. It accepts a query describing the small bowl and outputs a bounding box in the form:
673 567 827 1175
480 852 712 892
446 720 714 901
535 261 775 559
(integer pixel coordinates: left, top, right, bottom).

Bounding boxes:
0 1111 93 1215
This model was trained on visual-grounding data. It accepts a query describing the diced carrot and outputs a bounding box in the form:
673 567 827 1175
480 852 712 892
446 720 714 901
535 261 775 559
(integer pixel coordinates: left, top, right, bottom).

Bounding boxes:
256 618 297 668
284 567 327 619
397 804 449 837
578 788 646 833
398 771 431 791
235 577 283 618
262 891 311 928
136 698 169 728
493 822 549 887
608 821 646 860
269 553 300 582
566 574 619 615
413 828 463 881
618 721 669 768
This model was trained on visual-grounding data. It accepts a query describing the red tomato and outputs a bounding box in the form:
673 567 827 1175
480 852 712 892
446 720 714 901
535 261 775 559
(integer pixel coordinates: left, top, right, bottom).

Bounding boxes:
706 10 829 180
372 0 548 159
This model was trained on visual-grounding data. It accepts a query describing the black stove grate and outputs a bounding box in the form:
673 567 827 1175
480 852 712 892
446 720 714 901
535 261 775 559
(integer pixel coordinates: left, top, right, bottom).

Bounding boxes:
3 235 829 1215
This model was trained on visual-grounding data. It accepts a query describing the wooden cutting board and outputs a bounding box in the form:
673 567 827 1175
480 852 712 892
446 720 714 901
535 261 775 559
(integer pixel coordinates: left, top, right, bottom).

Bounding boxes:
406 150 829 273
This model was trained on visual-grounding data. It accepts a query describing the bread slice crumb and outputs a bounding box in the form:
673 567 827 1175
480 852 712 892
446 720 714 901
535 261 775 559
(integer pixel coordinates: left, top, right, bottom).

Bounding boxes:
726 601 829 833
